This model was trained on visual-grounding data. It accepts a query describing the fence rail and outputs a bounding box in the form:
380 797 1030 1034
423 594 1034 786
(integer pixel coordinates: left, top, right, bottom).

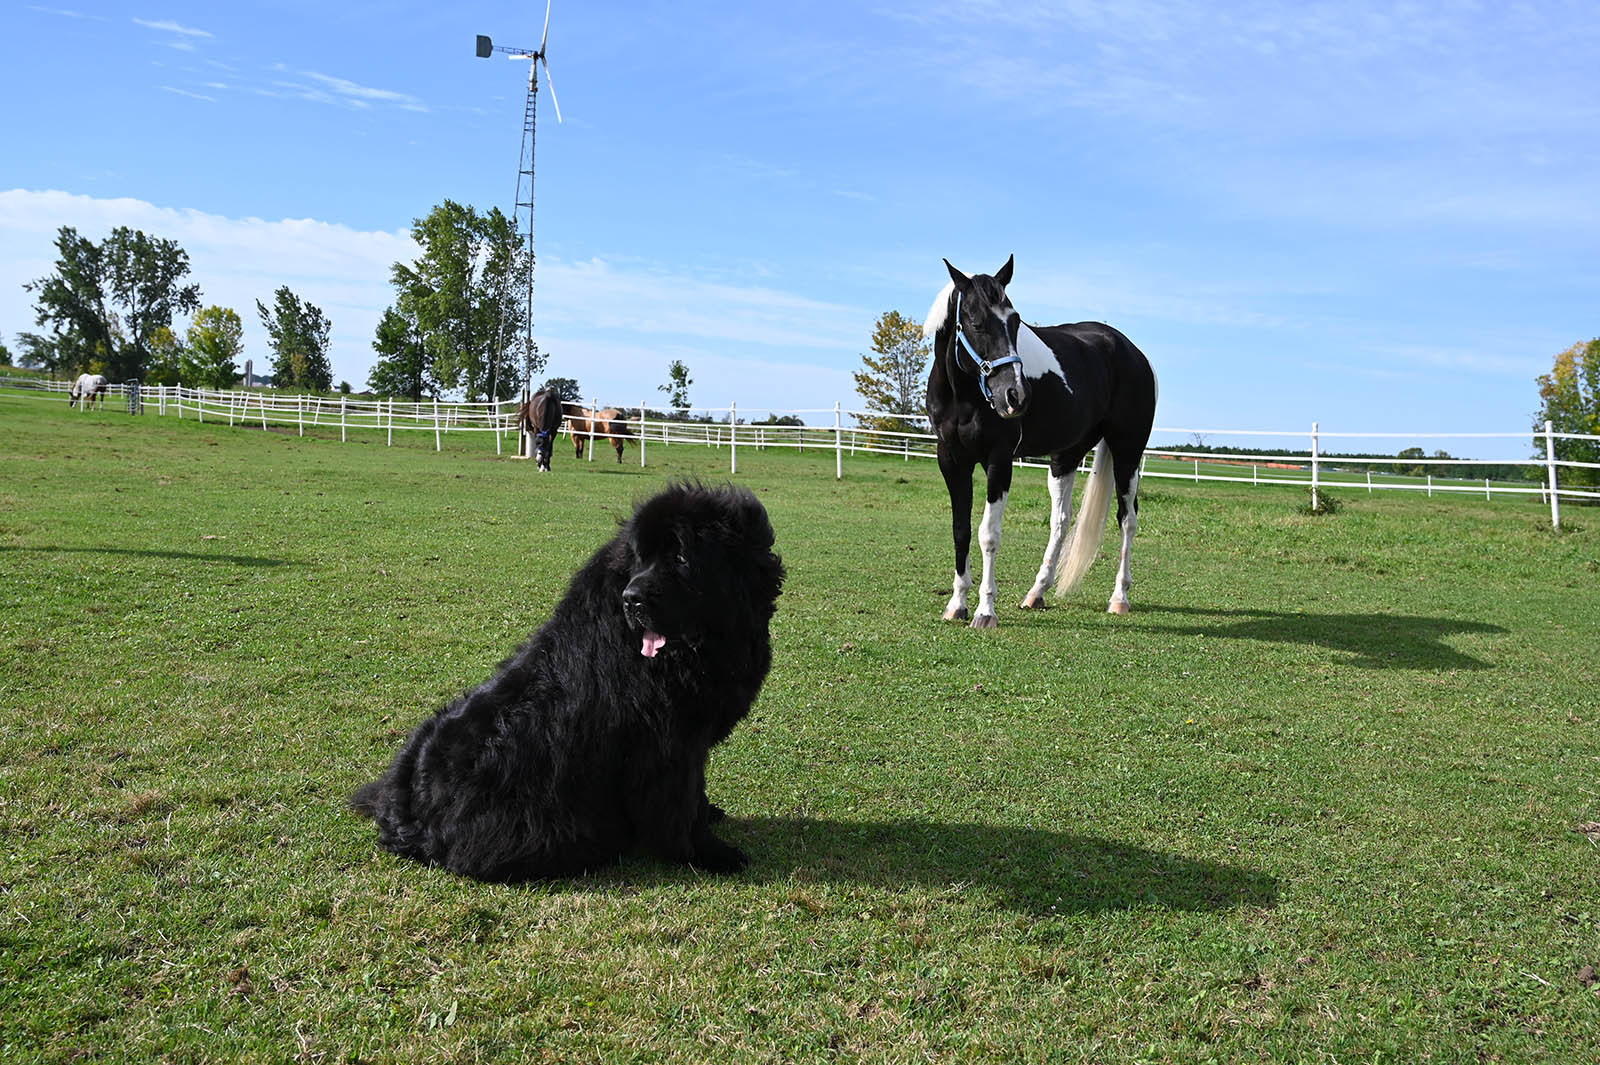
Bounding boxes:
5 374 1597 526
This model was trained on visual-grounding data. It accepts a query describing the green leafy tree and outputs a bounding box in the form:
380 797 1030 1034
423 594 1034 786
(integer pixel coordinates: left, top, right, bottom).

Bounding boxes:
659 359 692 411
256 286 333 392
24 225 200 379
390 200 530 402
186 306 244 389
367 304 429 400
0 335 11 367
540 376 582 403
1535 338 1600 488
853 310 930 433
15 332 65 375
143 326 189 386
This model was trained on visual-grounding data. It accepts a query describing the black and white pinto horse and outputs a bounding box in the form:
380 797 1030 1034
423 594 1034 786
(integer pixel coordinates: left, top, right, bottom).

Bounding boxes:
69 373 108 410
925 256 1157 627
517 388 563 471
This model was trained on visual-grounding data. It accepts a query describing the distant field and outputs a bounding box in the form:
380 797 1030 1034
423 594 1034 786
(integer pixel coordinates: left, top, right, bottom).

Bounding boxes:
2 391 1597 1063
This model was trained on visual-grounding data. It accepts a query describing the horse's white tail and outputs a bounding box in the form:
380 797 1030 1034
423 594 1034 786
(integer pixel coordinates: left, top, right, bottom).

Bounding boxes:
1054 440 1114 596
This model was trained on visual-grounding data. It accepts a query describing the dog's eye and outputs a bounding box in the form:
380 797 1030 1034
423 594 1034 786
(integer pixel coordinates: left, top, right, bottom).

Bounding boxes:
676 551 689 567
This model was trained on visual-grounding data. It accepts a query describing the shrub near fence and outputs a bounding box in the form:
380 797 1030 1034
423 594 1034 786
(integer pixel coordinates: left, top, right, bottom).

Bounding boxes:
4 375 1597 526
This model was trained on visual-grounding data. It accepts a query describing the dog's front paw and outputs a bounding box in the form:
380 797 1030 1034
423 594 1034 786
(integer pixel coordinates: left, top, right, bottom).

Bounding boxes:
691 835 748 874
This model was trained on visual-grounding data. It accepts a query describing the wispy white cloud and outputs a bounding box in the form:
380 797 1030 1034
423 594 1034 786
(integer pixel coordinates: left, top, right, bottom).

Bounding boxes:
160 85 215 103
27 5 106 19
301 70 429 113
132 17 212 38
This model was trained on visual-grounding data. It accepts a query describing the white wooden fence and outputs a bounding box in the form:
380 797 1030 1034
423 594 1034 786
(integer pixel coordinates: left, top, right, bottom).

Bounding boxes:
6 375 1597 527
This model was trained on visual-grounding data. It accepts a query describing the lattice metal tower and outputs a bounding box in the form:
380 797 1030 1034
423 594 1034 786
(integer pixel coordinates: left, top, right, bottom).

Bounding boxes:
476 5 561 400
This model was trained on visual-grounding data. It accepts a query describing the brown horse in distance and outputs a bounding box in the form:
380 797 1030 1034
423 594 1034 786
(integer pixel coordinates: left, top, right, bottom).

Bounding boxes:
516 389 563 471
568 406 634 463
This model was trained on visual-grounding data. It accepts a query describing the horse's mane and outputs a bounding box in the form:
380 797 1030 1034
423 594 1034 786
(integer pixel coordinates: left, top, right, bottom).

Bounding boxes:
923 281 955 340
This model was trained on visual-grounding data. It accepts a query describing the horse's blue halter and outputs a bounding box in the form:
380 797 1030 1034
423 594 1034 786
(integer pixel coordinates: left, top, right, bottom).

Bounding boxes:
952 289 1023 403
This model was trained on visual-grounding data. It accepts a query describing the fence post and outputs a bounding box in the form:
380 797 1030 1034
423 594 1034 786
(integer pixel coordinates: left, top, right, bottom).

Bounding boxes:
388 398 394 446
297 394 304 436
341 395 347 442
1310 421 1320 511
730 401 738 474
1427 474 1433 497
1544 419 1560 529
834 402 842 480
639 401 647 467
587 397 596 462
494 398 502 456
260 390 267 430
433 399 441 451
1367 470 1372 494
198 388 204 423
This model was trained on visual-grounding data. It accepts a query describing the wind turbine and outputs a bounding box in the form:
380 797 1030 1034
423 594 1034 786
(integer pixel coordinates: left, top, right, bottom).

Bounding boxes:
476 0 562 404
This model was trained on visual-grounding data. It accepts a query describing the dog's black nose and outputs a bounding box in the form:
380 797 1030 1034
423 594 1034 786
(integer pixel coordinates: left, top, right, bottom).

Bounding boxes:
621 587 645 611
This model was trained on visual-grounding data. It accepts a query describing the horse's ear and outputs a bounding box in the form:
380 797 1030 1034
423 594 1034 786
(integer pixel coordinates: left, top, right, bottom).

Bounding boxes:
995 255 1014 288
943 258 971 291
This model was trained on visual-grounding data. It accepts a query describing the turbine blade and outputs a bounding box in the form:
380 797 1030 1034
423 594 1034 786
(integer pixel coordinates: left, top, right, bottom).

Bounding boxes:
541 0 552 54
543 60 562 123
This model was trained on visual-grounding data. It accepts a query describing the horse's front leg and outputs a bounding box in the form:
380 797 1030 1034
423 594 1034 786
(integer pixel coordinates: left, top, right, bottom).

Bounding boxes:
937 449 974 622
970 458 1013 629
1022 458 1078 609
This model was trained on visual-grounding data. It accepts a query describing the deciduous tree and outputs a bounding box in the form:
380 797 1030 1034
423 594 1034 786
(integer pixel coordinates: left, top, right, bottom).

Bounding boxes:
367 304 429 400
186 306 244 389
852 310 930 433
389 200 531 402
658 360 692 411
1535 338 1600 487
540 376 582 403
24 225 200 379
257 286 333 392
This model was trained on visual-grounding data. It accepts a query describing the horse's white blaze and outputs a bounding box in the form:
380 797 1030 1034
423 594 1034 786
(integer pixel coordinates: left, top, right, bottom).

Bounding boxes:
974 491 1008 622
924 281 955 339
1024 469 1077 604
1016 323 1066 387
1109 471 1140 612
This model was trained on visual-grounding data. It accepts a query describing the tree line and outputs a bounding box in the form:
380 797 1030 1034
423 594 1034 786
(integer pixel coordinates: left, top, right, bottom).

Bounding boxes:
14 225 338 391
11 213 1593 482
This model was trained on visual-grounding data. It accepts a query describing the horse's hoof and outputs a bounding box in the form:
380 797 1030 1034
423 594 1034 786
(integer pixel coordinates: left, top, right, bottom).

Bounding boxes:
943 607 969 622
970 614 998 629
1107 599 1130 615
1020 593 1047 610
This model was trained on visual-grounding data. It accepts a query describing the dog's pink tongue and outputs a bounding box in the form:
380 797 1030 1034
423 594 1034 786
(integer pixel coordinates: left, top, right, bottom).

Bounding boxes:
641 630 666 658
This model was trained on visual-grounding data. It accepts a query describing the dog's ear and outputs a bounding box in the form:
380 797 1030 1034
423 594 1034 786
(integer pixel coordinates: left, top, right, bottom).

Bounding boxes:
721 489 774 549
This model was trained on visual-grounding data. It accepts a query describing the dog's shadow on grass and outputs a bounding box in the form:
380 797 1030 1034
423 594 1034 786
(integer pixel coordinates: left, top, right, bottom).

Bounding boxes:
1132 604 1504 670
710 816 1277 916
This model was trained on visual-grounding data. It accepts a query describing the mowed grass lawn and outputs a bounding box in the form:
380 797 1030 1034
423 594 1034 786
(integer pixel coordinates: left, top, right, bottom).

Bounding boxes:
2 391 1597 1063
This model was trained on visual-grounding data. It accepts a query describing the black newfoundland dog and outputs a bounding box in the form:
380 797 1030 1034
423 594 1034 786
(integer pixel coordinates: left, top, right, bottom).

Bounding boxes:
352 482 784 882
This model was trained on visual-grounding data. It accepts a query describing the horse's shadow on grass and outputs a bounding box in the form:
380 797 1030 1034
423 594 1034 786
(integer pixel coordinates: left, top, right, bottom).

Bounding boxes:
1131 604 1504 670
0 545 297 568
624 817 1276 917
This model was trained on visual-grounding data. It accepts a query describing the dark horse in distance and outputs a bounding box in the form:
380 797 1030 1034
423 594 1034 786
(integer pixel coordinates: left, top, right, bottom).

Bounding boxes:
925 256 1157 627
517 388 563 471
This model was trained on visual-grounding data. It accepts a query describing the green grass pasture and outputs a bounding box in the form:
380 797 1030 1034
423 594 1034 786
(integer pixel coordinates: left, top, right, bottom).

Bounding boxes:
2 391 1597 1062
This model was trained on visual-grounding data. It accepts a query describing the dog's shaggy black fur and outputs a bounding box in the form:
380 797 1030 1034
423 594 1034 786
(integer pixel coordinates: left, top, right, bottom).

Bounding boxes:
352 482 784 882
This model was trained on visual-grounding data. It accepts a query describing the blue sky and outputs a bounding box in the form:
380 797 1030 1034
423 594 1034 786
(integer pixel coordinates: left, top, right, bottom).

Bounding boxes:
3 1 1596 458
